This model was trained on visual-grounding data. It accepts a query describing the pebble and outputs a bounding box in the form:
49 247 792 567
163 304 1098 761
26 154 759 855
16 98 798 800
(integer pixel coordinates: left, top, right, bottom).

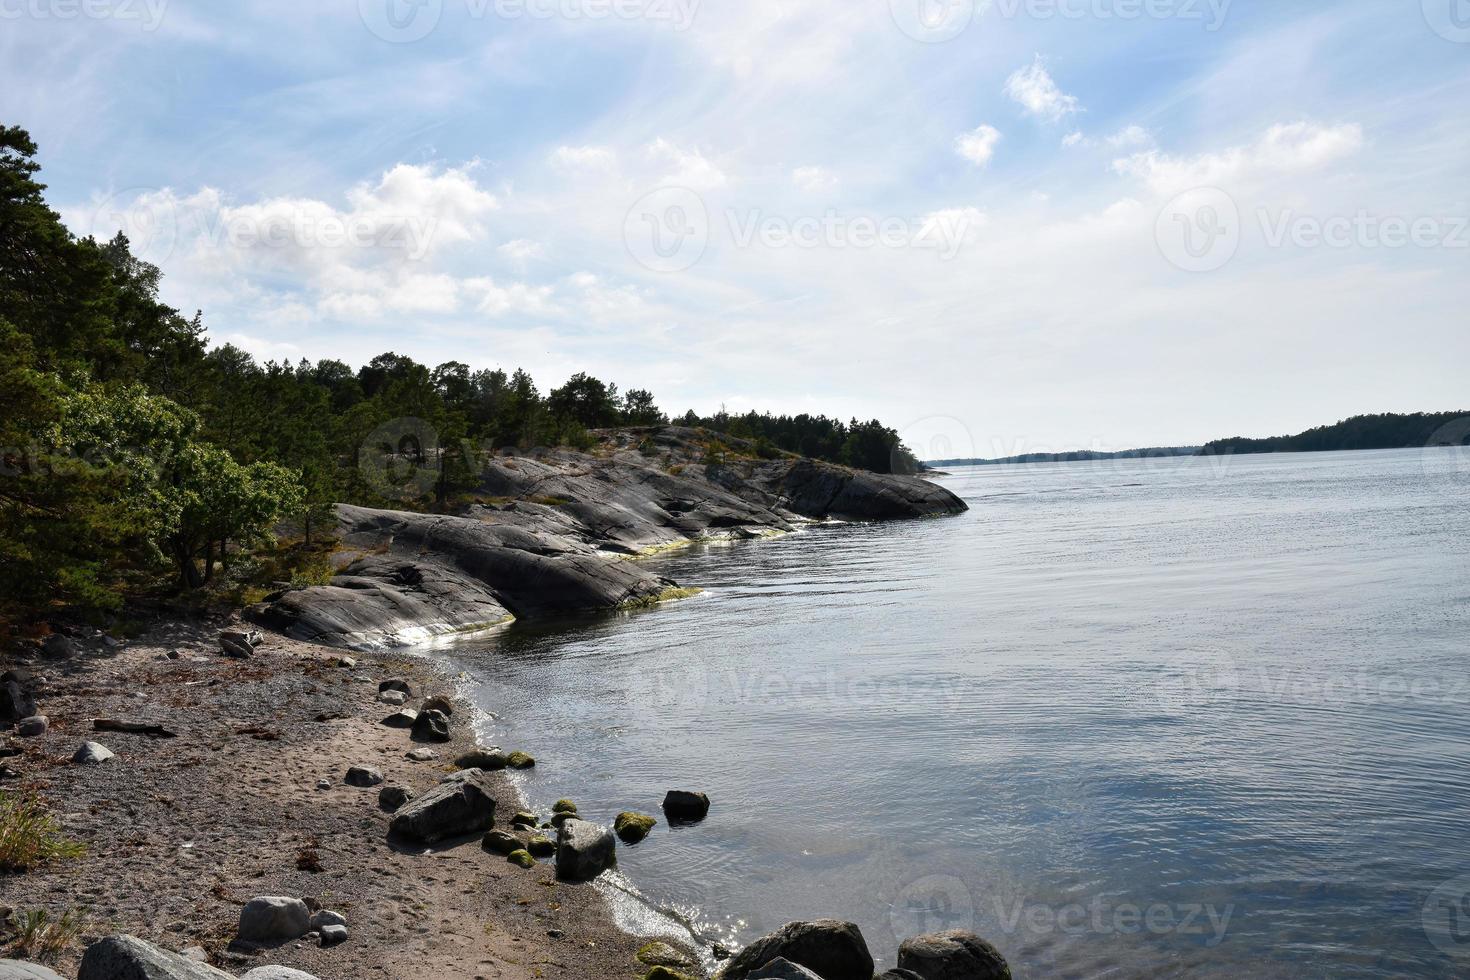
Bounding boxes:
72 741 116 765
16 715 48 737
345 766 384 787
316 778 332 790
406 748 437 762
319 924 349 946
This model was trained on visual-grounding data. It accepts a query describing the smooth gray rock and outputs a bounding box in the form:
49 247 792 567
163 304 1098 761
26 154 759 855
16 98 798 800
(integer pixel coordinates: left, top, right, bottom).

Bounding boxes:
896 931 1011 980
241 969 321 980
77 935 235 979
406 748 438 762
749 958 824 980
482 830 522 854
15 716 47 738
410 708 450 743
389 769 496 843
237 896 311 945
662 789 710 821
73 741 116 764
318 924 348 946
0 681 37 723
377 690 407 706
311 909 346 930
378 679 411 696
0 960 68 980
717 919 874 980
344 766 383 787
554 818 616 881
381 709 417 729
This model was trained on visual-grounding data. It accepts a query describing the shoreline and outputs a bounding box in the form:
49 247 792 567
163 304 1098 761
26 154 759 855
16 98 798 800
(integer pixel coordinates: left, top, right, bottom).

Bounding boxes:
2 613 695 979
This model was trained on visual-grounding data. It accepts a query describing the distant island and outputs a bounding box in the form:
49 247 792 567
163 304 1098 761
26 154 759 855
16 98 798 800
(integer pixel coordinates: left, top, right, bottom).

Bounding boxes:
927 447 1200 467
1200 412 1469 456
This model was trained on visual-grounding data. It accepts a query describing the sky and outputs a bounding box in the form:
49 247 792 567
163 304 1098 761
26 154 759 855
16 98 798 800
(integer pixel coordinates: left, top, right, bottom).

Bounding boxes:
2 0 1467 459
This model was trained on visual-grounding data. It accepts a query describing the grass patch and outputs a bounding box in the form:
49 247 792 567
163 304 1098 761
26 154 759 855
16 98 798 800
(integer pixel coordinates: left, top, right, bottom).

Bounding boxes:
4 907 85 962
0 792 86 872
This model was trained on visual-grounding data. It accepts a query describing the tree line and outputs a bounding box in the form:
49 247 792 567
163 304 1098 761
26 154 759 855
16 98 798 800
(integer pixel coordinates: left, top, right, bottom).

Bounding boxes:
0 124 917 623
1201 413 1469 456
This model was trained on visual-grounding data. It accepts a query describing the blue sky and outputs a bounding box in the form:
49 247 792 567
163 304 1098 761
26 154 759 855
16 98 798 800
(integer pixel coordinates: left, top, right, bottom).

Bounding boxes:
3 0 1467 456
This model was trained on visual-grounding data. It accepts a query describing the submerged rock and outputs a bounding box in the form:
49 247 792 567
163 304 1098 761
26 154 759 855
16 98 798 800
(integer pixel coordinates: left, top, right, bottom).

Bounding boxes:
896 930 1011 980
716 919 874 980
662 790 709 821
506 750 535 769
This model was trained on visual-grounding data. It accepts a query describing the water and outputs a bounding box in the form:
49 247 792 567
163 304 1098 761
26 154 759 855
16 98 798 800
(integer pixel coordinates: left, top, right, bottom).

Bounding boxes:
445 447 1470 978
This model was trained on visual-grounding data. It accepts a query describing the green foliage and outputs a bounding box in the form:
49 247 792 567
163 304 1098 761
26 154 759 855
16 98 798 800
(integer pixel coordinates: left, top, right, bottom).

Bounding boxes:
1202 412 1470 455
0 792 85 872
4 907 85 962
680 408 919 474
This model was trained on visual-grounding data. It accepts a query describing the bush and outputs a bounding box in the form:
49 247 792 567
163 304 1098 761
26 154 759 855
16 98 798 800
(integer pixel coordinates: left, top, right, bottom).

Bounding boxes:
0 792 86 872
4 907 84 961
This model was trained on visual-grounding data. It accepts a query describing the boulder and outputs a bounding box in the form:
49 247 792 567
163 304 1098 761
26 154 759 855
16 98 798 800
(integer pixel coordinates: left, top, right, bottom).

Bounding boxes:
482 830 522 855
241 969 321 980
344 766 384 787
237 896 311 945
390 769 497 843
410 708 450 743
454 747 506 770
0 960 68 980
381 709 418 729
615 811 657 843
73 741 116 765
77 935 235 979
717 920 873 980
378 786 411 811
748 959 823 980
39 635 77 660
0 681 36 724
896 931 1011 980
15 716 47 738
555 818 616 881
662 790 710 821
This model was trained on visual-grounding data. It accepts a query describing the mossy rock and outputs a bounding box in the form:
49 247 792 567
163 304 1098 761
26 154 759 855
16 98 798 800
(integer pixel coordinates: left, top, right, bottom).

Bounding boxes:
636 940 695 970
506 750 536 769
549 810 579 827
527 834 556 857
510 810 537 827
482 830 522 855
552 798 578 814
615 811 657 843
507 848 536 869
643 967 695 980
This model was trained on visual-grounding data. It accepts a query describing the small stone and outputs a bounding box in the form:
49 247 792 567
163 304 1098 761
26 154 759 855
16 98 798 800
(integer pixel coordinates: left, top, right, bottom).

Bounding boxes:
0 681 36 724
712 944 733 960
506 848 536 869
242 969 322 980
547 928 564 939
482 830 522 855
167 650 182 660
420 695 454 716
219 629 262 659
336 657 357 669
506 750 535 769
378 786 410 812
345 766 384 788
316 778 332 790
309 910 346 931
72 741 116 765
454 747 506 770
40 634 77 659
16 716 47 738
381 709 418 729
661 790 710 821
238 896 311 944
319 924 348 947
527 835 556 857
636 940 696 970
378 679 411 697
643 968 695 980
615 811 657 843
406 748 438 762
410 708 450 743
377 690 408 706
510 811 537 827
549 810 578 828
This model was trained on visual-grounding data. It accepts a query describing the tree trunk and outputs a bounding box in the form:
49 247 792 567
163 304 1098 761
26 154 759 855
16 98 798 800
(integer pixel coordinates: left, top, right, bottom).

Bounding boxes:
202 539 214 583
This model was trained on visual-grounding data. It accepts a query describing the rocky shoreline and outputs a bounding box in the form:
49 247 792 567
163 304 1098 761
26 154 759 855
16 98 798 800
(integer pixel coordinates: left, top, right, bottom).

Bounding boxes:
1 431 1007 979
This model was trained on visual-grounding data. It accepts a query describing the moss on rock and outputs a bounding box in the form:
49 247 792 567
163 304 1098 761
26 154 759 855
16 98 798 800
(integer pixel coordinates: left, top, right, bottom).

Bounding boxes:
506 750 536 769
615 811 657 843
507 848 536 869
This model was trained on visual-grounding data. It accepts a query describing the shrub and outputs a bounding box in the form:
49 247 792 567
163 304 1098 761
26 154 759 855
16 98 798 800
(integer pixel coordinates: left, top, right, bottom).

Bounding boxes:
4 907 84 961
0 792 86 872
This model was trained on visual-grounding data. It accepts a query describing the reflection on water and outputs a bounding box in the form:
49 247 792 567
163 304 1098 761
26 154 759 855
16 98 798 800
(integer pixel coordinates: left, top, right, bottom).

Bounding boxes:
445 448 1470 977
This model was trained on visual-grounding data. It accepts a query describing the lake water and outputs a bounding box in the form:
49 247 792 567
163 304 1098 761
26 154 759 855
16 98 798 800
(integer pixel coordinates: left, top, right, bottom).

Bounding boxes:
445 447 1470 978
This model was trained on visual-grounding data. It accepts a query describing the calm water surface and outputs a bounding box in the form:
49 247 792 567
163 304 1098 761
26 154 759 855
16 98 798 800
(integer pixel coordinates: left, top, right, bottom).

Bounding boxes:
445 448 1470 978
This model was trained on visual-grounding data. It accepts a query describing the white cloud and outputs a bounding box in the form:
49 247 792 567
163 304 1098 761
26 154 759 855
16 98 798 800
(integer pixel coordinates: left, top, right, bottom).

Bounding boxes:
955 125 1002 167
1113 121 1365 195
1062 131 1086 148
549 145 618 174
498 238 546 263
646 138 727 189
792 166 839 192
463 277 557 316
1005 57 1081 123
1107 125 1154 149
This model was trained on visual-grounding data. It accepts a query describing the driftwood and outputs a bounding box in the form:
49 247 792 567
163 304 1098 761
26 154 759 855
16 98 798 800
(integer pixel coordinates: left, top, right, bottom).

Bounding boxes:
92 718 178 738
